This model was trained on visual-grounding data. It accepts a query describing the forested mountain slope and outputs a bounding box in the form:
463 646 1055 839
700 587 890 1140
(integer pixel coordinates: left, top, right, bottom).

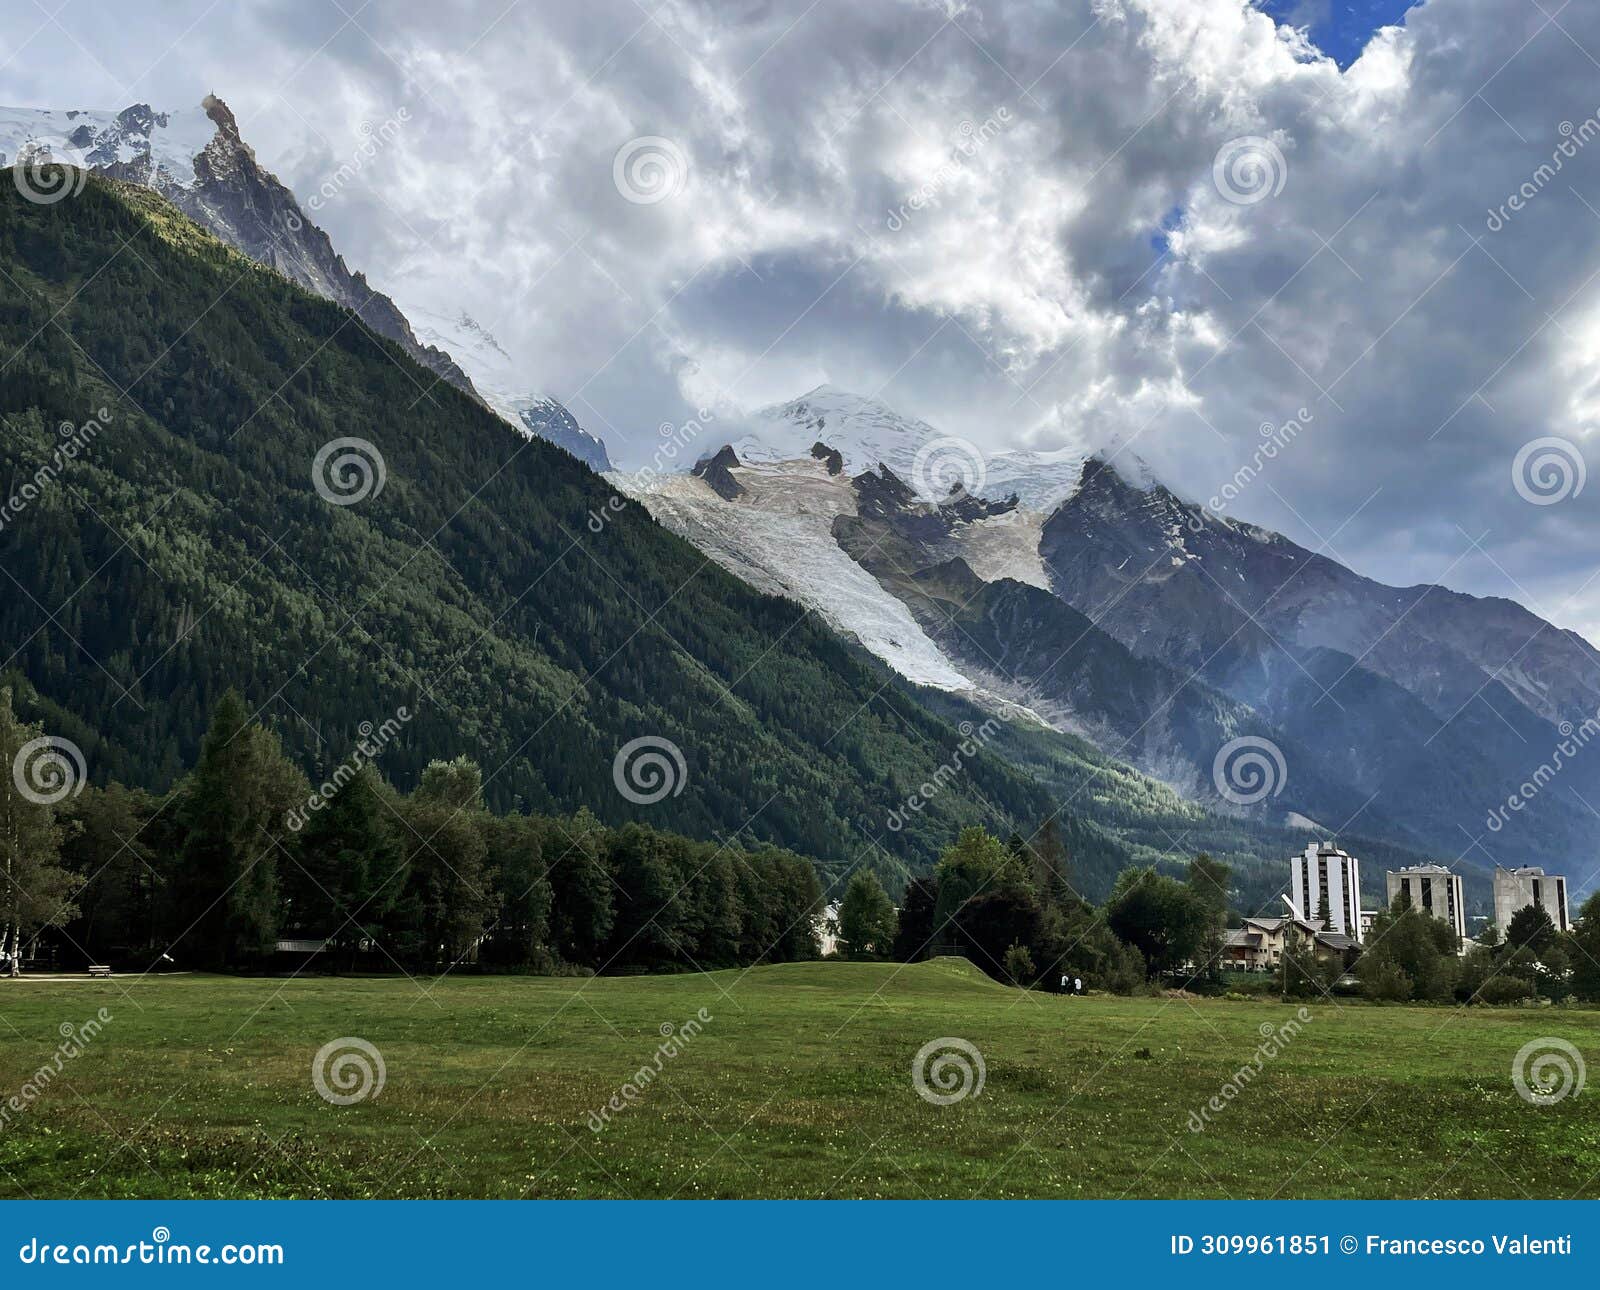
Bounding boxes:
0 172 1081 876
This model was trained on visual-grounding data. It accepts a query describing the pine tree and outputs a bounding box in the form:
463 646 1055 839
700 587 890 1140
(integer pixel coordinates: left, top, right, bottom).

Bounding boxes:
170 690 305 970
838 869 896 959
1029 817 1076 909
479 812 553 969
548 807 615 965
289 763 405 970
0 688 81 970
62 781 161 958
394 757 493 970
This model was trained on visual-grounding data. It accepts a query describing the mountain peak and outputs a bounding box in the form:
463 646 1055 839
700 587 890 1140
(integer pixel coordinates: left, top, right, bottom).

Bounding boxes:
0 100 218 187
1076 451 1163 498
200 93 239 138
741 385 1103 512
397 302 611 470
744 387 944 483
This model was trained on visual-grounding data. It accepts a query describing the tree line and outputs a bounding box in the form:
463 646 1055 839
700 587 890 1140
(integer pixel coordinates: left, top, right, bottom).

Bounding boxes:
0 681 1235 989
834 824 1234 993
837 824 1600 1006
2 688 820 975
1349 896 1600 1004
10 679 1597 1002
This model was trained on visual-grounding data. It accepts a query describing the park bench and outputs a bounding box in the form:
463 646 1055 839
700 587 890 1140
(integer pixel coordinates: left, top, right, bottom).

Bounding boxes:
87 964 113 978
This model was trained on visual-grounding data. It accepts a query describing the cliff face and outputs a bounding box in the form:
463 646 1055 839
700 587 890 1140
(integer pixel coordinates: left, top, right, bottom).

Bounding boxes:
3 97 478 402
175 97 479 400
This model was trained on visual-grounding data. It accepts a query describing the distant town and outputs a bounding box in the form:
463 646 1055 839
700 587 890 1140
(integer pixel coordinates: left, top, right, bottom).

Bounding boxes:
1219 842 1573 977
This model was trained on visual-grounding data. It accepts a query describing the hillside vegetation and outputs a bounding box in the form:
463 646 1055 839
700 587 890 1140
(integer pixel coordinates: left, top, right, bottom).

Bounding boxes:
0 173 1074 875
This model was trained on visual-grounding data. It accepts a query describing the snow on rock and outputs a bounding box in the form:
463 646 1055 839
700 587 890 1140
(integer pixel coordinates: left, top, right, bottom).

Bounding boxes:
402 303 612 471
0 103 215 188
740 386 942 484
744 384 1100 512
613 459 976 691
951 507 1051 590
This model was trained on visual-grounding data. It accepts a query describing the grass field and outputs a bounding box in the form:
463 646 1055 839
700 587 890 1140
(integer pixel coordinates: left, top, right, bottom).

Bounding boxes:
0 959 1596 1199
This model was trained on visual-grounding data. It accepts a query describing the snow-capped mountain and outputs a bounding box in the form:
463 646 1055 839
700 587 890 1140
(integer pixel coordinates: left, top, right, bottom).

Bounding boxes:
0 102 215 189
743 384 1095 511
619 456 972 690
402 306 612 471
0 98 475 398
617 385 1600 872
738 386 942 481
4 98 610 469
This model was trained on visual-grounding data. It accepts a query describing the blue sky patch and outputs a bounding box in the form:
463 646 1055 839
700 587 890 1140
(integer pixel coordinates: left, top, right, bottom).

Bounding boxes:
1258 0 1421 69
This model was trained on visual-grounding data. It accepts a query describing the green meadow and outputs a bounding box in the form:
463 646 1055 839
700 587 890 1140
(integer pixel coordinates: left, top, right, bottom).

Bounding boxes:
0 960 1595 1199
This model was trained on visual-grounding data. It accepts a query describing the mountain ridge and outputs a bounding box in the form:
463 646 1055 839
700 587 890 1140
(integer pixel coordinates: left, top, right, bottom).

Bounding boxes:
0 97 479 399
0 172 1091 883
623 387 1600 887
1 97 616 476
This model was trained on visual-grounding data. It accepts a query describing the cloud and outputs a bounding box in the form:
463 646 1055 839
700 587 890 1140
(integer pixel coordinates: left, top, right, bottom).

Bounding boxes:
12 0 1600 638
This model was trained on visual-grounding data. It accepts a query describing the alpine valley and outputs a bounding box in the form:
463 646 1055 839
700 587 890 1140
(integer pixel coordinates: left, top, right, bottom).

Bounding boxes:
3 98 1590 914
615 386 1600 910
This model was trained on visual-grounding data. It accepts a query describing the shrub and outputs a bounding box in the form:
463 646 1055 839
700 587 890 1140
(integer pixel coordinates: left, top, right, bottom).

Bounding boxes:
1003 941 1037 987
1475 975 1534 1005
1361 962 1413 1002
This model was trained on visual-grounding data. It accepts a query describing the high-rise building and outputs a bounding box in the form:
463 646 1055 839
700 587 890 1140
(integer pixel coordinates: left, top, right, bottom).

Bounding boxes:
1289 842 1363 943
1493 866 1570 933
1386 864 1466 940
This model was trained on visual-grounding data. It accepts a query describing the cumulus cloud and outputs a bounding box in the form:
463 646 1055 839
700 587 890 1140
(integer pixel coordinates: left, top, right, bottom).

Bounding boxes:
9 0 1600 637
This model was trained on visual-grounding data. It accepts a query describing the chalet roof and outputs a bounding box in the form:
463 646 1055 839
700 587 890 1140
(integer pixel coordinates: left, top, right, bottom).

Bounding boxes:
1244 915 1325 935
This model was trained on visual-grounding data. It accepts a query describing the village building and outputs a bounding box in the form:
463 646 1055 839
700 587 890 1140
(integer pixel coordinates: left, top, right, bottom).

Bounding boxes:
1492 865 1570 933
1221 915 1359 974
1386 864 1466 940
1288 841 1364 942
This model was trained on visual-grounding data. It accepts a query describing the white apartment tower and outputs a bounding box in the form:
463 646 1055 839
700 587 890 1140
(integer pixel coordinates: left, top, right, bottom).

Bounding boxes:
1493 866 1570 933
1386 864 1466 940
1289 842 1363 943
